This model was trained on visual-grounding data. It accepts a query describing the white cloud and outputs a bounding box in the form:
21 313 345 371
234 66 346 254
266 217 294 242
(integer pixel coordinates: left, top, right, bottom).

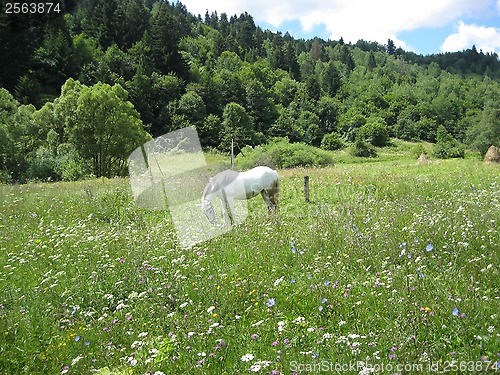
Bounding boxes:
441 21 500 54
180 0 491 49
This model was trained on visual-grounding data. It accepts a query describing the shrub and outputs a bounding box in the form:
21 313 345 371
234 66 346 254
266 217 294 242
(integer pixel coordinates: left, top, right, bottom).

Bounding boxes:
433 125 465 159
321 132 345 151
358 120 389 147
351 137 378 158
235 138 334 169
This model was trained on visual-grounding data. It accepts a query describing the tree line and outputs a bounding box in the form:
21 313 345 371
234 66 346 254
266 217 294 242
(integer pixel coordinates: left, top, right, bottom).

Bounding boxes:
0 0 499 182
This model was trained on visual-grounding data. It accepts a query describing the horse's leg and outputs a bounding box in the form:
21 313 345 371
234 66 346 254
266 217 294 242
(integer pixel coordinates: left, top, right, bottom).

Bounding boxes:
221 189 234 226
261 191 275 213
263 180 279 215
227 197 236 225
218 191 230 225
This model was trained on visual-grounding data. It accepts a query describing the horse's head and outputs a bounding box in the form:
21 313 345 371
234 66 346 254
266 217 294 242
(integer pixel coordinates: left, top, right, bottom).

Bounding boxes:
199 198 216 225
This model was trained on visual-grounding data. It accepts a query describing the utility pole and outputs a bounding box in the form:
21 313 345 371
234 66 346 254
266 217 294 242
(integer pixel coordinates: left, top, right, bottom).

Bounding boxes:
230 135 234 169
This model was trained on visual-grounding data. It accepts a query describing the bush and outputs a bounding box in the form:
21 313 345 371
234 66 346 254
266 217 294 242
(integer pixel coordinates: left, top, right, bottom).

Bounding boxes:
235 138 334 169
27 146 59 181
358 120 389 147
433 125 465 159
351 137 378 158
54 143 88 181
321 132 345 151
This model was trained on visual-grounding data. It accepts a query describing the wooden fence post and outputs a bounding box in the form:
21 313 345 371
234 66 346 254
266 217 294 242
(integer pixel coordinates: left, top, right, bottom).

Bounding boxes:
304 176 310 202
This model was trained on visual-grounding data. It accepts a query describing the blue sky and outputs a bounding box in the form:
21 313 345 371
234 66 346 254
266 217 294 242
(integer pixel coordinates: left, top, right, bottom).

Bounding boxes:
181 0 500 56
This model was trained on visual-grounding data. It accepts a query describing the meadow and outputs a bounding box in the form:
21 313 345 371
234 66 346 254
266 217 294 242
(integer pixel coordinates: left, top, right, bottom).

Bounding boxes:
0 158 498 374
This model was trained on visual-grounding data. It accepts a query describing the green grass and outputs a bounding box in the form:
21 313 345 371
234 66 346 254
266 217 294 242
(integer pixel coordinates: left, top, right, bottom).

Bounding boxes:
0 159 499 374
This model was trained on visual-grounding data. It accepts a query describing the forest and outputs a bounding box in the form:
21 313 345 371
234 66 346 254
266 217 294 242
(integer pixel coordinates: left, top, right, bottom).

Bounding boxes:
0 0 499 182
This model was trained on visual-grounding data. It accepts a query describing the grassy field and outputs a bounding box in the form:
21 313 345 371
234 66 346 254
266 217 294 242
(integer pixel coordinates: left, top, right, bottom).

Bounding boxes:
0 158 499 374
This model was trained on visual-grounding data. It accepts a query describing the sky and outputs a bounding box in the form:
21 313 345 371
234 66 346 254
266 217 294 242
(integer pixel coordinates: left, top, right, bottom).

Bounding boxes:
179 0 500 56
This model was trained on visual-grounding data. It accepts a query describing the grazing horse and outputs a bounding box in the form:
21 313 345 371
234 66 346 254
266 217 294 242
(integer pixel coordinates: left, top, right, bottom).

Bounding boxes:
199 166 279 225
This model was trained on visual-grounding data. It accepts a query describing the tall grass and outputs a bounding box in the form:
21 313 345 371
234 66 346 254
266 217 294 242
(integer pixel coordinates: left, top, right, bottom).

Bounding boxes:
0 159 498 374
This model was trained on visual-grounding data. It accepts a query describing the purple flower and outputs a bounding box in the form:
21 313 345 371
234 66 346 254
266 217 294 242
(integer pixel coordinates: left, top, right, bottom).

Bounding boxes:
266 298 275 307
452 307 459 316
321 298 328 304
426 244 434 252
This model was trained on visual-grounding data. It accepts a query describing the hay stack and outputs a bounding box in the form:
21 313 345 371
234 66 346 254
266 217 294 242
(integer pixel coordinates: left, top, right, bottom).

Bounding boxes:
484 145 500 165
416 152 430 165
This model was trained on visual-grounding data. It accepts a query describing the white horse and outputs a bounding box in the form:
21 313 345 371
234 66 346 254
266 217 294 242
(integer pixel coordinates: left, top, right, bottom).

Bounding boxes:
198 166 279 225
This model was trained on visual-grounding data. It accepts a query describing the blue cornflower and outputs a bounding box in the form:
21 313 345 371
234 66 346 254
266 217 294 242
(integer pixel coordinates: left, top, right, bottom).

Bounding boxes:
75 335 80 342
290 278 296 284
452 307 459 316
266 298 275 307
324 280 330 286
322 298 328 304
426 244 434 252
318 306 323 312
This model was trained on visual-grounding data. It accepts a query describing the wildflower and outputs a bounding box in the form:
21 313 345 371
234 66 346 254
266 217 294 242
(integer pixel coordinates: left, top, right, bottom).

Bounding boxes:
322 298 328 304
324 280 330 286
290 278 296 283
277 321 286 333
251 334 259 339
71 355 83 366
266 298 275 307
249 363 261 372
241 353 255 362
319 306 323 312
452 307 460 316
426 244 434 252
75 335 80 342
274 277 284 287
